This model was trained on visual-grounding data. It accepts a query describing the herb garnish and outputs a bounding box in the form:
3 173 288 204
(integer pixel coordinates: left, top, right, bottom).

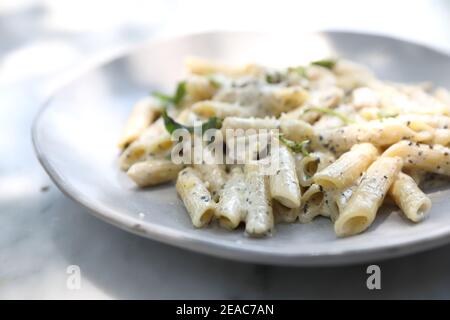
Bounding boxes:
288 66 307 77
279 135 310 156
161 109 222 134
152 81 186 106
311 59 337 70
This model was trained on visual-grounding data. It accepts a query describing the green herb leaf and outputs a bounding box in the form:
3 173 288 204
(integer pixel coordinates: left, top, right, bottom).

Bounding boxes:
161 109 189 134
173 81 186 105
162 109 222 135
311 59 337 70
207 76 221 89
265 72 283 84
303 107 353 124
201 117 223 132
288 66 307 77
279 135 310 156
152 92 174 104
152 81 186 107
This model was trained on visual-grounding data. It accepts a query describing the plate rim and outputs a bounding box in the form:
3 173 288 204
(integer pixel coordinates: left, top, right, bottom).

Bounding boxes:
32 30 450 266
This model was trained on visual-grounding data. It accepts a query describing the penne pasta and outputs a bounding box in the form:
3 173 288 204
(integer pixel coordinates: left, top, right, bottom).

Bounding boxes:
299 183 325 223
119 56 450 238
297 151 335 187
383 140 450 176
269 144 301 208
216 167 246 229
118 97 161 150
176 167 215 227
127 159 183 187
244 163 274 236
389 172 431 222
334 156 402 237
314 143 379 189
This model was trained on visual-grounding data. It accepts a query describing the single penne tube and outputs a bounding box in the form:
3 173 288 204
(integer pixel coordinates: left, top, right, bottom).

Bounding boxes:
221 116 280 133
273 200 299 223
279 118 315 142
185 56 264 77
299 183 325 223
269 86 309 115
309 86 344 109
119 141 148 171
318 120 430 153
334 156 402 237
314 143 379 189
244 163 274 236
119 132 173 171
127 159 183 187
396 114 450 129
382 140 450 176
185 75 219 101
176 167 215 227
216 167 246 229
117 97 161 150
269 144 301 208
193 148 227 199
324 186 356 222
297 151 335 187
389 172 431 222
192 100 254 118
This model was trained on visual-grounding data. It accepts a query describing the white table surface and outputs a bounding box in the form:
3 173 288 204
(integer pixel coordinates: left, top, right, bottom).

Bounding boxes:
1 0 450 299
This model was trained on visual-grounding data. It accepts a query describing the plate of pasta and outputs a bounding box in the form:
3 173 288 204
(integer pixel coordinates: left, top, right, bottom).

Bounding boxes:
33 31 450 265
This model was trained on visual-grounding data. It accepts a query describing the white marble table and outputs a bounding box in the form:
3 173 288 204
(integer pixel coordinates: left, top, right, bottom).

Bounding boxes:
1 0 450 299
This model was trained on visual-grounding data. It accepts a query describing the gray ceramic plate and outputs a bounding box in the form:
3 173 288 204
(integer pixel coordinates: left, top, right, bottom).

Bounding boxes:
33 31 450 266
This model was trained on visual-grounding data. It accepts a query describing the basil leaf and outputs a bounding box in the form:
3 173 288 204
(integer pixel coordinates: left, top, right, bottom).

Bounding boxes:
152 81 186 107
311 59 337 70
201 117 223 132
162 109 222 135
279 135 310 156
152 92 174 104
173 81 186 105
161 109 189 134
303 107 353 124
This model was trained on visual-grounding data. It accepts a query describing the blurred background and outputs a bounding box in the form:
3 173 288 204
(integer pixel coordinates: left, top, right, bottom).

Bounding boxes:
1 0 450 299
